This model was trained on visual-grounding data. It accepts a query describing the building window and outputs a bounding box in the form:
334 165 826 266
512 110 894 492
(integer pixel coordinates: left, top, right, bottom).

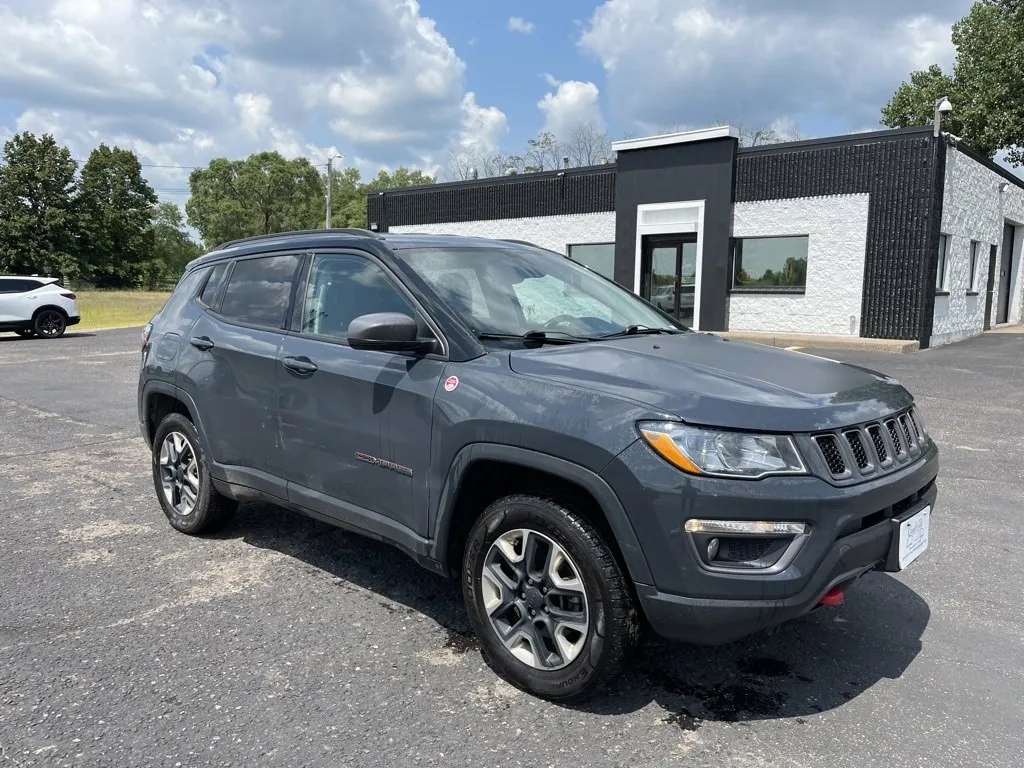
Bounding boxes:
567 243 615 280
732 236 808 292
936 234 949 292
968 240 981 293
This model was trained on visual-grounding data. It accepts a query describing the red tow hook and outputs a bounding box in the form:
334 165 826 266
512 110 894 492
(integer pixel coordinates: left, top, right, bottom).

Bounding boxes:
819 587 845 607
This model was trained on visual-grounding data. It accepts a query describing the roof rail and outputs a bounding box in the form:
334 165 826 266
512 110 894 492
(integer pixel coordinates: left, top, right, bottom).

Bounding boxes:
214 228 384 250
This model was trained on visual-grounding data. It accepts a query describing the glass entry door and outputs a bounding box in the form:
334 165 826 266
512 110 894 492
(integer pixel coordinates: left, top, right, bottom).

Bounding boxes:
641 235 698 327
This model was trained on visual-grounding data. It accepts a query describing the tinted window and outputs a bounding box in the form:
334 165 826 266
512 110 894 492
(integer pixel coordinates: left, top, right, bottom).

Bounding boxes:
199 262 229 308
301 254 416 340
155 267 209 323
220 255 301 328
0 279 42 293
567 243 615 280
733 236 808 291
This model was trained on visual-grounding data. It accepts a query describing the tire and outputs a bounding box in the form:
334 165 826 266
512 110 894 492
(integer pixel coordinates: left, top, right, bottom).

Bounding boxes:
33 309 67 338
151 412 237 535
462 494 639 701
15 330 34 338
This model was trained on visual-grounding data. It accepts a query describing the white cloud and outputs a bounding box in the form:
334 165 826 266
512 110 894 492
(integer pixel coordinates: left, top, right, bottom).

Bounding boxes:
538 81 604 140
542 73 561 87
507 16 535 34
579 0 958 135
0 0 506 200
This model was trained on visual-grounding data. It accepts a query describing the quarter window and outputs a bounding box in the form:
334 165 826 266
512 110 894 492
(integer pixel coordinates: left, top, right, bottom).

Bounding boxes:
199 262 229 308
732 236 809 291
301 254 416 341
219 254 301 328
567 243 615 280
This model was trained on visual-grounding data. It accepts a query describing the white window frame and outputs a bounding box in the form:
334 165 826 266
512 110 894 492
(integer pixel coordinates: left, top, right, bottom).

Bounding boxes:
936 234 949 292
968 240 981 293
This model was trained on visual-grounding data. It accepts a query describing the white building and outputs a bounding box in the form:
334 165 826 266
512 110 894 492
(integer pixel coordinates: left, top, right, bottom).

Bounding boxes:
368 126 1024 349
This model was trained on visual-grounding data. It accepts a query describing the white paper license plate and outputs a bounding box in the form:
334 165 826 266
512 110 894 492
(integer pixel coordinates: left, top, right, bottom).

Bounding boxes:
898 506 930 570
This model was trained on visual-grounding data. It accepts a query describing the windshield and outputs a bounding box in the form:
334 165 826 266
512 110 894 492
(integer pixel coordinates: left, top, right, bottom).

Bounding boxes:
397 245 682 338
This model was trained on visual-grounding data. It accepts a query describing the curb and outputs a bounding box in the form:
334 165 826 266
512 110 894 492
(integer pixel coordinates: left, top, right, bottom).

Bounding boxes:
710 331 920 354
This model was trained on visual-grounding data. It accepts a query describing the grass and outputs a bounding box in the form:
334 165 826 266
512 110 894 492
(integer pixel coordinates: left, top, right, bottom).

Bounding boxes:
73 290 171 331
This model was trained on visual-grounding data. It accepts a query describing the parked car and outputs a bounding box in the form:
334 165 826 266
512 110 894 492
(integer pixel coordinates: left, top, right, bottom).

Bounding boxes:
0 276 80 338
138 229 938 701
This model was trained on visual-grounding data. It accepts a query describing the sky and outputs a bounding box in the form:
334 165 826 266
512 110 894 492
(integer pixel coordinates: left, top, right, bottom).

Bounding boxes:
0 0 989 208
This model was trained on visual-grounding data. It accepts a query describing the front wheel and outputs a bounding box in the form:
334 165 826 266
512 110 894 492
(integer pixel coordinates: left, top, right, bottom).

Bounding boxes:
462 494 639 701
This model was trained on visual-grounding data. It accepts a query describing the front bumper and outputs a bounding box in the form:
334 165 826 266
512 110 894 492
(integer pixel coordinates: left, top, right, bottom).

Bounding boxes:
601 440 938 645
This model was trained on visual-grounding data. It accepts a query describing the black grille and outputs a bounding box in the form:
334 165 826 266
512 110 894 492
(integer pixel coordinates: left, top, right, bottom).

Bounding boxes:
907 410 922 440
717 538 777 563
867 425 889 464
813 407 926 481
844 431 871 470
886 420 904 455
814 435 847 476
899 415 916 451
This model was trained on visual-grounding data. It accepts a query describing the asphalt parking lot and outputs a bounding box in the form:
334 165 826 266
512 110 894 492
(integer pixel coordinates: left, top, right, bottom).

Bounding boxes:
2 327 1022 767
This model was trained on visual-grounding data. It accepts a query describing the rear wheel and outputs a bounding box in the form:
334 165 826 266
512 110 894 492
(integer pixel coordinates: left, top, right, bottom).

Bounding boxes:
34 309 67 338
462 494 639 701
151 412 237 534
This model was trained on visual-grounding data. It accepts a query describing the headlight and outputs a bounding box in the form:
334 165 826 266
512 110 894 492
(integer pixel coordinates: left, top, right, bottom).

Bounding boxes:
638 422 807 479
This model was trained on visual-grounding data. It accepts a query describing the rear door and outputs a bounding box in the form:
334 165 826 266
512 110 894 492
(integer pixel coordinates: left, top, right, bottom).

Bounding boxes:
277 249 446 537
179 252 302 498
0 279 42 322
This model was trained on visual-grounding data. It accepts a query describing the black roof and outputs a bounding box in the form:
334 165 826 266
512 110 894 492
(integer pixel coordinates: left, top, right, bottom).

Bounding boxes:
186 229 549 271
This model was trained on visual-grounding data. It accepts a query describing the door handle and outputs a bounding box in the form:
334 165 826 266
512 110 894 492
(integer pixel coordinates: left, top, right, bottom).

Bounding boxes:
190 336 215 351
282 356 318 375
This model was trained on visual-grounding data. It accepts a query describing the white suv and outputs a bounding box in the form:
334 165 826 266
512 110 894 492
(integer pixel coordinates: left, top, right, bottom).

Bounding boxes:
0 276 81 338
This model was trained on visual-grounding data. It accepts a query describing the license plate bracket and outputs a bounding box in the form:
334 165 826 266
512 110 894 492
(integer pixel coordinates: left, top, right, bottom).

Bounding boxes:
881 505 931 572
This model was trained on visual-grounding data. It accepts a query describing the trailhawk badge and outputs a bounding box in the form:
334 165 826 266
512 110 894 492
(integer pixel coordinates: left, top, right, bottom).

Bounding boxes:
444 375 459 392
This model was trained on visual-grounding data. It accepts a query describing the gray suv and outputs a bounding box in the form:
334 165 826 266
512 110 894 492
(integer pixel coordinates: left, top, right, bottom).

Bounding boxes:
138 229 939 700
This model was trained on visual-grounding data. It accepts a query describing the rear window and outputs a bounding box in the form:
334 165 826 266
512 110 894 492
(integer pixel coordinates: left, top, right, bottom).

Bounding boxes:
218 254 301 329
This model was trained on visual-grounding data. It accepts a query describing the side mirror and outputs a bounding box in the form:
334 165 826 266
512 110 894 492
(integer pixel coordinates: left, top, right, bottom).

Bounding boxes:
347 312 438 354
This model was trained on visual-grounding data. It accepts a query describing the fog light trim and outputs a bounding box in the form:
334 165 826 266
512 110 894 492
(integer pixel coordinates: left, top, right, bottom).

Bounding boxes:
684 519 809 536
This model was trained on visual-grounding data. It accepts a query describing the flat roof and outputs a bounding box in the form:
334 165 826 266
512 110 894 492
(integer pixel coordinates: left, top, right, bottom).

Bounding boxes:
611 125 740 152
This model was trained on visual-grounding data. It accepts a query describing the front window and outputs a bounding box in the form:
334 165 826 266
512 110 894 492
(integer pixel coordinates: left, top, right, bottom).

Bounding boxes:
567 243 615 280
398 244 680 338
732 236 808 292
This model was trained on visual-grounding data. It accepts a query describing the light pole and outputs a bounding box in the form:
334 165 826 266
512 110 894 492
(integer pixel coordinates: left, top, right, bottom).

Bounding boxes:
325 154 344 228
933 97 953 138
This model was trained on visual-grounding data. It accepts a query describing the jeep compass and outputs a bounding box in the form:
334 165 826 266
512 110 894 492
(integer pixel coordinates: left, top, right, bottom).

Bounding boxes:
138 229 938 700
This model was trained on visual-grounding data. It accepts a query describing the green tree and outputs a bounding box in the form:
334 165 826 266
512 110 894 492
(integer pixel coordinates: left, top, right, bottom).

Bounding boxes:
328 166 366 228
350 167 434 227
146 202 202 288
78 144 158 288
0 132 81 279
881 1 1024 164
186 152 324 248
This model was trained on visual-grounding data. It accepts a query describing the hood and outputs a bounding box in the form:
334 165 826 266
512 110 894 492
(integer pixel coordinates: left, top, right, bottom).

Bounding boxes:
507 333 912 432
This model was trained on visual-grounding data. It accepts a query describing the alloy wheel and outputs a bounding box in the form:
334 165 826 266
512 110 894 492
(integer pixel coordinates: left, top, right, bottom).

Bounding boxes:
480 528 590 670
35 310 66 337
158 432 200 516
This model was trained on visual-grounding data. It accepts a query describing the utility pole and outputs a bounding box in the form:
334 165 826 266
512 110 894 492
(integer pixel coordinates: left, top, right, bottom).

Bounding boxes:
325 154 344 228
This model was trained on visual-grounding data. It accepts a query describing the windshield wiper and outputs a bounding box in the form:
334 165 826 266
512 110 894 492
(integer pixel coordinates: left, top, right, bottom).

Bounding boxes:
597 325 683 339
477 330 589 345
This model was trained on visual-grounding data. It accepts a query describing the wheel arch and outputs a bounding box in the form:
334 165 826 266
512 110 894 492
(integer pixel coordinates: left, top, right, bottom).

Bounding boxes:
32 304 70 320
141 383 211 458
432 444 653 586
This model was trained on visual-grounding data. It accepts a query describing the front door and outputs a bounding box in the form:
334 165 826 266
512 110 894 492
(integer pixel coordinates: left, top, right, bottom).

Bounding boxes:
640 235 698 327
277 250 445 538
997 223 1016 324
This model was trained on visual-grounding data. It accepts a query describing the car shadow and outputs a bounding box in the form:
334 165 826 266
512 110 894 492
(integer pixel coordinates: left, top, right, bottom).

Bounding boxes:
222 500 929 727
0 332 97 343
